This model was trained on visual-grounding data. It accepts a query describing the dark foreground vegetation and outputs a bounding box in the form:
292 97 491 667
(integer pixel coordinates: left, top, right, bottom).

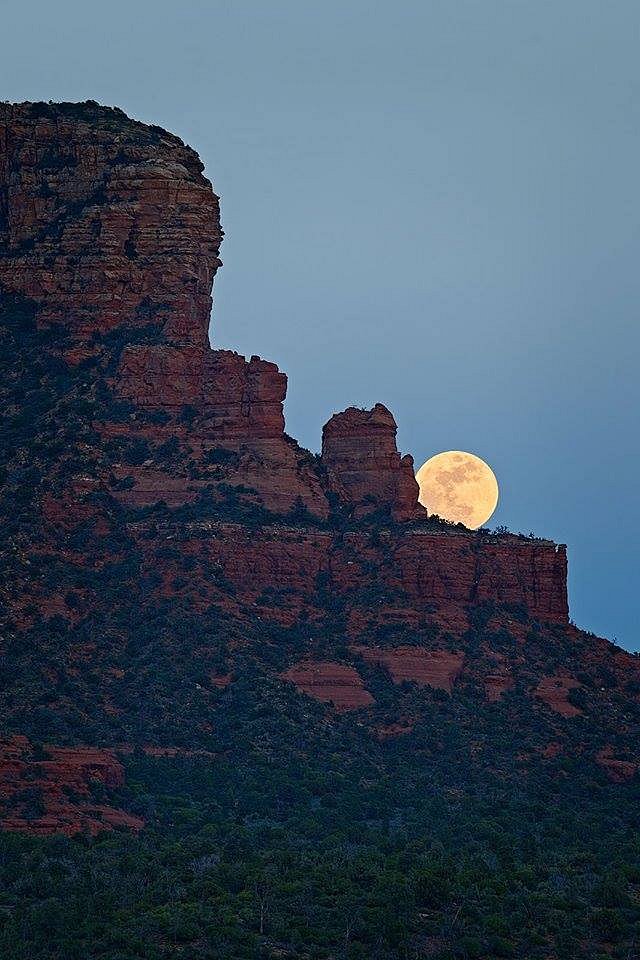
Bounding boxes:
2 704 640 960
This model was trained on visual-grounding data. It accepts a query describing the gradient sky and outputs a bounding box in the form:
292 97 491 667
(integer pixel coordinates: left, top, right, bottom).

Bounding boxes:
3 1 639 649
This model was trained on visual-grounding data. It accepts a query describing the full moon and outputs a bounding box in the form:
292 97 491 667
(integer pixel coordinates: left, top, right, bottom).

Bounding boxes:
415 451 499 529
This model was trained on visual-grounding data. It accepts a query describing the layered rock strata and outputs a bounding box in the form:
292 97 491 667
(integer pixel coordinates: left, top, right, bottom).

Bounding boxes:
0 101 220 345
322 403 425 521
4 101 619 842
0 100 569 625
0 737 142 835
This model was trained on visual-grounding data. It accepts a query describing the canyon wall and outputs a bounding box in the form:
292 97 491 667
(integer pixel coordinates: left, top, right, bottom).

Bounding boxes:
132 521 568 631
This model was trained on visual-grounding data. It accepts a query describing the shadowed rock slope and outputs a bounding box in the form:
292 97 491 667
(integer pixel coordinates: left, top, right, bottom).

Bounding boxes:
1 102 639 960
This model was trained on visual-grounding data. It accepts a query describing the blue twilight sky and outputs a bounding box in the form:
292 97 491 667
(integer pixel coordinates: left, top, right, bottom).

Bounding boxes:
2 1 639 649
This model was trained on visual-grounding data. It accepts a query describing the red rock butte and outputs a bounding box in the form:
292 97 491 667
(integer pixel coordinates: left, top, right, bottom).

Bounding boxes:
0 99 568 628
7 102 637 834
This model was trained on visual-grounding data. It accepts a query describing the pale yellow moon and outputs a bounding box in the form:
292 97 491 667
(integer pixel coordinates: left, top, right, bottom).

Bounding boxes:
415 451 499 529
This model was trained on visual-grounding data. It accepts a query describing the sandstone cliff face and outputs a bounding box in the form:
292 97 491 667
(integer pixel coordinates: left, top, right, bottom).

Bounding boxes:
0 100 569 609
0 100 329 518
4 101 635 841
126 522 569 632
0 101 220 347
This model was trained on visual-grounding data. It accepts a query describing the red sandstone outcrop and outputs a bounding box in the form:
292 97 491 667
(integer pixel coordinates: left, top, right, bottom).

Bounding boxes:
0 736 142 835
540 742 563 759
201 351 286 438
352 645 464 692
117 345 207 409
1 94 639 867
135 522 569 632
484 670 515 701
375 720 416 739
321 404 425 521
534 673 583 717
281 661 374 711
0 101 573 715
481 653 516 701
210 672 234 689
4 101 620 822
0 101 220 345
0 101 574 612
0 101 329 519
